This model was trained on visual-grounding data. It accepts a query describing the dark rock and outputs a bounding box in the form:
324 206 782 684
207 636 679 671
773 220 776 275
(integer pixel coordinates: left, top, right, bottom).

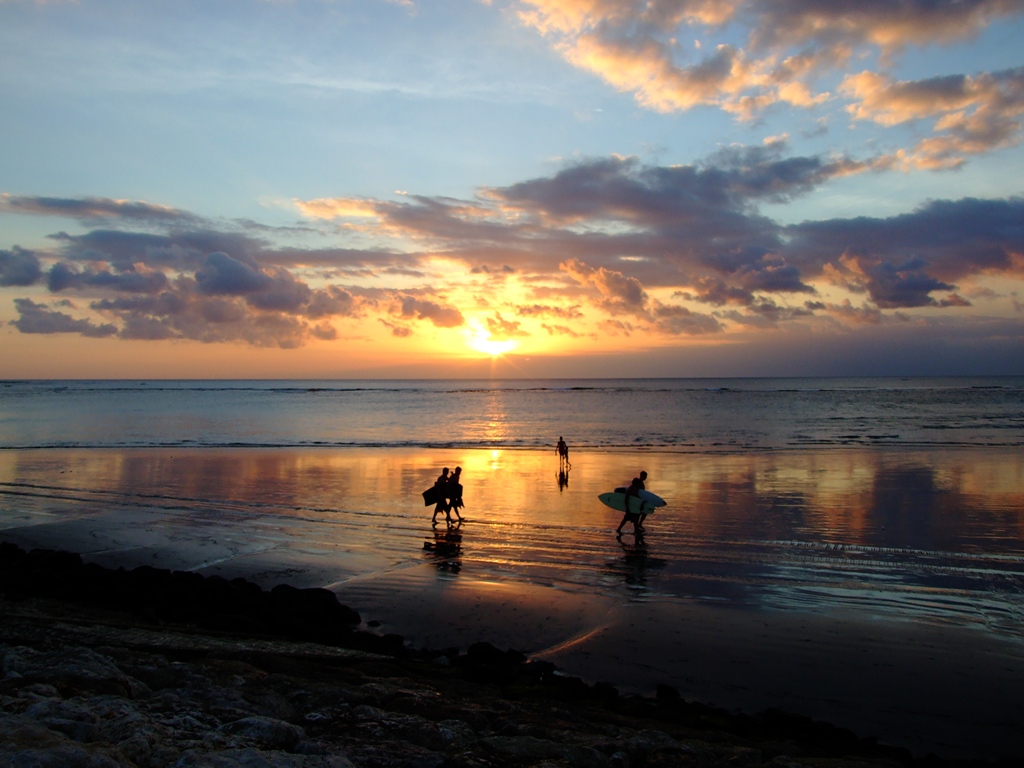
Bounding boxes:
220 716 306 751
480 734 612 768
655 683 680 701
176 748 356 767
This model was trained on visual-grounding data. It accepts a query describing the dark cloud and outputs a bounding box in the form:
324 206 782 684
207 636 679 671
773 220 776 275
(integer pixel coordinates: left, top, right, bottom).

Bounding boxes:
4 144 1023 355
490 143 851 230
47 262 169 294
787 196 1024 306
0 194 203 226
10 298 118 337
0 247 43 287
717 299 818 329
651 303 724 335
861 258 955 309
395 295 465 328
86 285 316 349
194 252 272 296
306 286 359 319
683 277 756 306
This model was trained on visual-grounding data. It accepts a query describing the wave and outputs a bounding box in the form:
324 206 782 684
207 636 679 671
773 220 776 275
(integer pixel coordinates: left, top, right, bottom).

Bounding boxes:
4 437 1023 452
3 377 1023 397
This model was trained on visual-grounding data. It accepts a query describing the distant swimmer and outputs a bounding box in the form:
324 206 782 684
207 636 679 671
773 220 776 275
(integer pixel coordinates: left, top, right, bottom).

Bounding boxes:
616 470 648 535
557 436 571 471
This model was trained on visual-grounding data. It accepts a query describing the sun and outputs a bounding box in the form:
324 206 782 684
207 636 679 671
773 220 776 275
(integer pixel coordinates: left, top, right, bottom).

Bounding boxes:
473 337 517 356
466 322 518 357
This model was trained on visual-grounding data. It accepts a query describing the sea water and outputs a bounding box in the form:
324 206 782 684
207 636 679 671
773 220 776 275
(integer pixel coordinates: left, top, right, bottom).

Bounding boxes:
2 376 1023 450
2 378 1024 756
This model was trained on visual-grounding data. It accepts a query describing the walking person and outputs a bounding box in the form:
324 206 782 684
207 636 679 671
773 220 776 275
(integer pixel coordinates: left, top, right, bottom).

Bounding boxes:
446 466 465 524
556 436 571 471
616 470 648 535
431 467 450 526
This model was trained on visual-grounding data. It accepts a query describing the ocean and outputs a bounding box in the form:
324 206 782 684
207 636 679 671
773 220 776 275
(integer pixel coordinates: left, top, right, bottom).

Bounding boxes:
3 376 1023 450
2 377 1024 757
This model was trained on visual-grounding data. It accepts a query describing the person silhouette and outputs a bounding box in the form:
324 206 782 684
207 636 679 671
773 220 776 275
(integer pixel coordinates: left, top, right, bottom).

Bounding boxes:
431 467 450 525
557 436 571 471
446 466 464 523
616 470 648 535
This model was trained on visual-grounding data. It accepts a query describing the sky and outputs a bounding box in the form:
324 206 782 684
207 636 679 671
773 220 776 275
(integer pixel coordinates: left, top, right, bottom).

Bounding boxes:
2 0 1024 379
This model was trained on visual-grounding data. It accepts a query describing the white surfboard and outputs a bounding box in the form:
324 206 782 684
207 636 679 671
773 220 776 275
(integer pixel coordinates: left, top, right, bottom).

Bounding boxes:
613 487 666 507
599 489 666 515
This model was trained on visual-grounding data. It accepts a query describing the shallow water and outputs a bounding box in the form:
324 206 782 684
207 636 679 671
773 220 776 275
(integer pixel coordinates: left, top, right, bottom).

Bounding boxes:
3 446 1022 634
2 445 1024 757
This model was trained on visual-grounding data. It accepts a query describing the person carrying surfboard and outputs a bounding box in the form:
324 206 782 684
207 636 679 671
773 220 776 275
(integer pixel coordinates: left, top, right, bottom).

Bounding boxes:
616 471 648 534
430 467 450 525
446 466 465 524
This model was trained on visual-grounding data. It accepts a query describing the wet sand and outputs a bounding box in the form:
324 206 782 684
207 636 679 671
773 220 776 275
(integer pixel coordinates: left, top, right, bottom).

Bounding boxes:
2 446 1023 759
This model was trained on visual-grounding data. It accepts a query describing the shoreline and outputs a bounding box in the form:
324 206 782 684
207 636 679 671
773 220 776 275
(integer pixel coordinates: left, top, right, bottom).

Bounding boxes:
2 446 1024 761
1 541 1011 767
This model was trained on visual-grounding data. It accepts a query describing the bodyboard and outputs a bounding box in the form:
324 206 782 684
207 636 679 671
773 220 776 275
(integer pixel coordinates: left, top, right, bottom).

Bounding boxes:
422 486 440 506
599 491 661 515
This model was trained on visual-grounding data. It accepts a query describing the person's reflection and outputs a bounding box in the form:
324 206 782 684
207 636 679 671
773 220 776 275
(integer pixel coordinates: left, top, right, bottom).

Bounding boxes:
611 529 666 591
423 524 463 574
557 467 570 491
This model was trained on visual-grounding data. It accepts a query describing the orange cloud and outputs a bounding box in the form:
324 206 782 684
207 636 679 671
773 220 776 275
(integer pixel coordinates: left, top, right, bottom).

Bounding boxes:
842 67 1024 169
294 197 381 220
513 0 1024 156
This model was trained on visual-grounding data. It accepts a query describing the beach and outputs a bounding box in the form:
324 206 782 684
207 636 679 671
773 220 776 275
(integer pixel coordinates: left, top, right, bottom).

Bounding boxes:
2 444 1023 760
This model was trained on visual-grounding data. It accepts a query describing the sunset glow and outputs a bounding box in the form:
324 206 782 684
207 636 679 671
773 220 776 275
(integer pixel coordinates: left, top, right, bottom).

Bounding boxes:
2 0 1023 377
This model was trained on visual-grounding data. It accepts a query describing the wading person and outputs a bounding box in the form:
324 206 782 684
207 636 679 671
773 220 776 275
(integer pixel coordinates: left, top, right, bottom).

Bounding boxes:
557 436 571 471
431 467 450 526
616 470 648 535
446 466 465 524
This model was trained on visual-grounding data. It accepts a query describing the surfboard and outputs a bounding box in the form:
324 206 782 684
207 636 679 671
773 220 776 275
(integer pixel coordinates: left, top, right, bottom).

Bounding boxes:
612 488 666 507
599 489 665 515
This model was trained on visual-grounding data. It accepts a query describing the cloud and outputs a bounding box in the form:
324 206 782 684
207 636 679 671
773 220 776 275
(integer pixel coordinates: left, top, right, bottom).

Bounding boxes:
540 322 584 337
0 247 43 286
515 303 585 319
10 298 118 337
4 144 1023 351
84 286 330 349
0 194 203 226
47 262 169 294
651 301 723 334
380 319 414 337
684 277 755 306
294 197 381 219
194 252 273 295
512 1 1024 162
560 257 724 334
394 295 465 327
561 258 647 311
786 196 1024 308
491 141 863 226
486 311 529 339
842 67 1024 168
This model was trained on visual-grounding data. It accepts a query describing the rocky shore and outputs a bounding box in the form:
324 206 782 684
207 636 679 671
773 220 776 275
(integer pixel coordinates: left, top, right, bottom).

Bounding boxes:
0 543 1011 768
